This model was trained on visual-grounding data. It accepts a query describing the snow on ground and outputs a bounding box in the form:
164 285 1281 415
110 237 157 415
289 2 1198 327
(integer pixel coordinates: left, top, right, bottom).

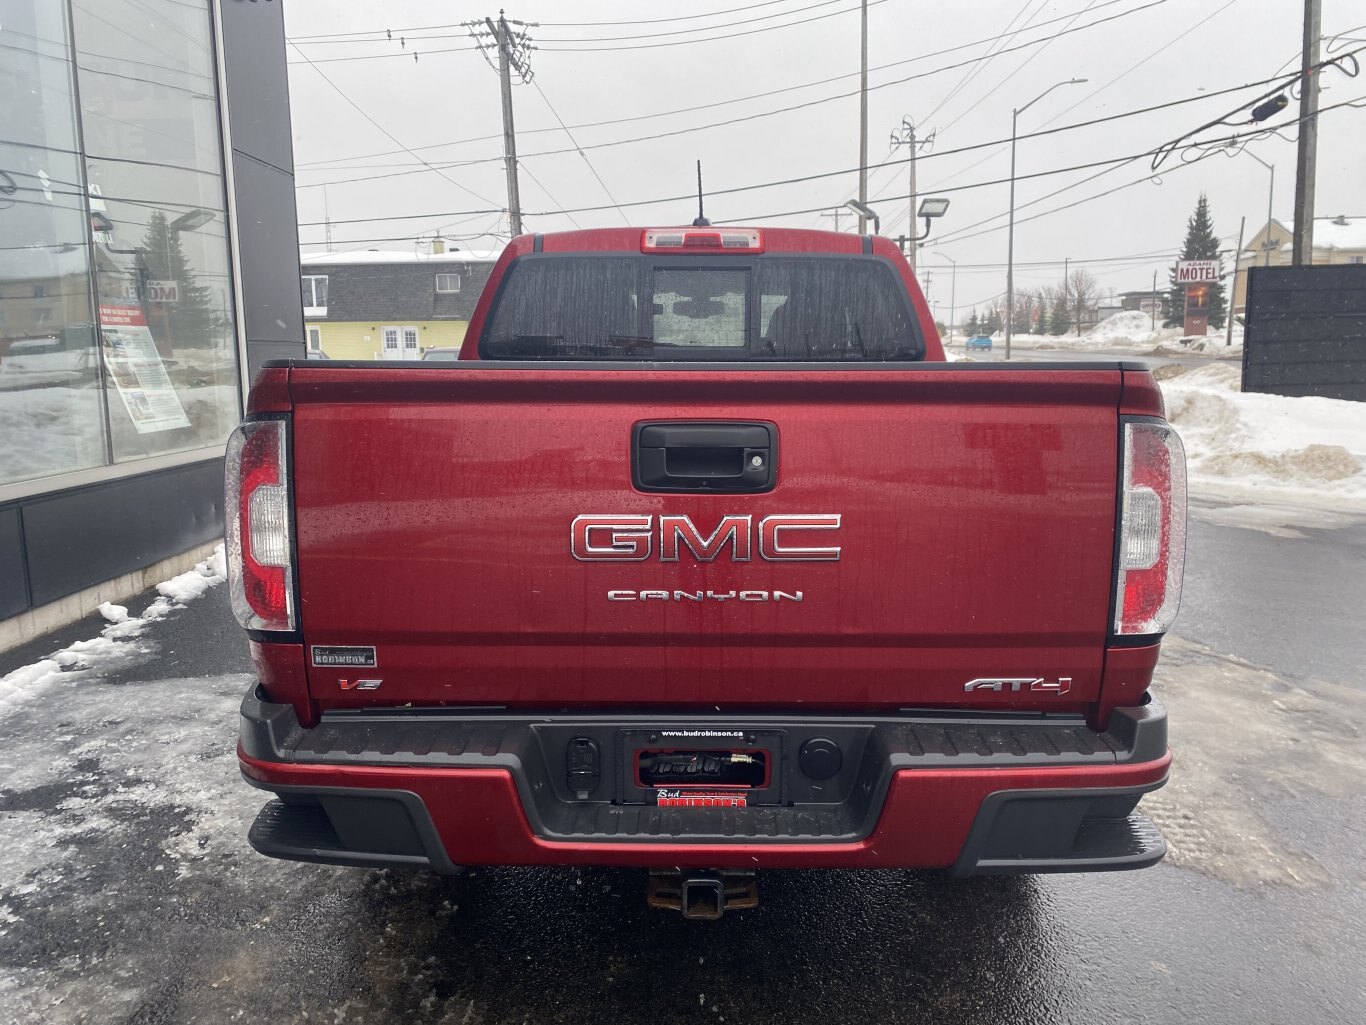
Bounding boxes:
0 545 227 716
989 311 1244 357
1160 364 1366 510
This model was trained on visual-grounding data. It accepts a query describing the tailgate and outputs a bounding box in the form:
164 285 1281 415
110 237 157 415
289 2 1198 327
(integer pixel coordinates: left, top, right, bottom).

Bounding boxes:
289 365 1123 712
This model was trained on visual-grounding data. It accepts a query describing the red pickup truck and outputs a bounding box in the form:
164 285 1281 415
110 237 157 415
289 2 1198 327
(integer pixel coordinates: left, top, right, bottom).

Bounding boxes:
229 226 1184 919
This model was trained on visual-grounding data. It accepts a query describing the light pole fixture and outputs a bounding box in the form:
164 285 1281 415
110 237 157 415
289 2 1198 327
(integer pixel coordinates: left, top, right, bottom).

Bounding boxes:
911 196 950 243
845 199 879 235
930 251 957 343
169 208 214 233
1242 149 1276 267
1005 78 1087 360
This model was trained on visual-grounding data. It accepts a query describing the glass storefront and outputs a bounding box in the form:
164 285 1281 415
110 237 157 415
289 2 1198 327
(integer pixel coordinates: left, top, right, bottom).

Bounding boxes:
0 0 240 490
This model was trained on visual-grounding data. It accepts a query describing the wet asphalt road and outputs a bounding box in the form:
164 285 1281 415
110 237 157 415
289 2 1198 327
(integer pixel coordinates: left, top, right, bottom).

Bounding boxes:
2 508 1364 1025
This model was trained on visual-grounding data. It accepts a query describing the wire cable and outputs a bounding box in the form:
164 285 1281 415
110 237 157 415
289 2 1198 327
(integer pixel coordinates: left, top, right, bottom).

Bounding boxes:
530 79 629 223
286 41 500 210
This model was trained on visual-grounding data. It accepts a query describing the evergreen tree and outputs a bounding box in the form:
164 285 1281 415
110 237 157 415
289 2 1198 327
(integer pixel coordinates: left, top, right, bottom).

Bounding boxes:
1050 294 1071 335
966 310 980 336
1164 193 1227 330
984 307 1003 335
139 210 218 348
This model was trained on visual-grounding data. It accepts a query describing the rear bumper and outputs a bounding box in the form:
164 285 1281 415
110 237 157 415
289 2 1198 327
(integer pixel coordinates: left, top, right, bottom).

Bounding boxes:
238 686 1170 874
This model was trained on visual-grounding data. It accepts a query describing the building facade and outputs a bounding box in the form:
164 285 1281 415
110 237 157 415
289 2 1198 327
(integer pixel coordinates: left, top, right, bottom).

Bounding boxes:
1232 216 1366 316
0 0 303 646
300 249 498 359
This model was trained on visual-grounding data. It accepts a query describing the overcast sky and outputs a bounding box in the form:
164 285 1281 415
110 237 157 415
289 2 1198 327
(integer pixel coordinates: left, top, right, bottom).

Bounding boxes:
282 0 1366 315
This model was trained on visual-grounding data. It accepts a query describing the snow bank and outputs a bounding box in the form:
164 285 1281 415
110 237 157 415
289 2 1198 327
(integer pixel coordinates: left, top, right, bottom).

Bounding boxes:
0 544 227 715
1161 365 1366 508
1002 311 1243 357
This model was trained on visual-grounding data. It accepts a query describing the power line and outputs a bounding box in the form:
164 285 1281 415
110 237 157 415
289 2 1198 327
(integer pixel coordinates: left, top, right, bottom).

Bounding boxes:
295 67 1319 200
537 0 888 47
294 0 1166 164
286 41 500 210
292 1 861 47
930 94 1366 248
519 159 583 230
530 79 629 223
713 94 1365 229
288 1 809 40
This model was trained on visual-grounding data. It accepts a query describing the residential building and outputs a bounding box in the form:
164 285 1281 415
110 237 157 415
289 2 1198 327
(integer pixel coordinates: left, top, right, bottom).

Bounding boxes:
300 248 498 360
1 0 303 647
1232 216 1366 316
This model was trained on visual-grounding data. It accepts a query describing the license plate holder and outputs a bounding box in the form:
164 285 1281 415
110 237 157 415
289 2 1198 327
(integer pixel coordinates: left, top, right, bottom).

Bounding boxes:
618 728 783 806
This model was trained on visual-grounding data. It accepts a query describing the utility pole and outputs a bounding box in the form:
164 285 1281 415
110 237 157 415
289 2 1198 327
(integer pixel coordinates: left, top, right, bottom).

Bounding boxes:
1151 269 1157 333
821 209 846 233
1292 0 1321 265
1063 256 1070 336
1227 215 1246 347
890 119 935 274
490 13 523 236
323 185 333 252
467 12 536 237
857 0 868 233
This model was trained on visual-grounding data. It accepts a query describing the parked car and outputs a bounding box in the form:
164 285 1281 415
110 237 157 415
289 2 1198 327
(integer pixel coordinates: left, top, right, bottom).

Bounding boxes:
421 346 460 360
227 225 1185 920
304 349 330 359
965 335 993 351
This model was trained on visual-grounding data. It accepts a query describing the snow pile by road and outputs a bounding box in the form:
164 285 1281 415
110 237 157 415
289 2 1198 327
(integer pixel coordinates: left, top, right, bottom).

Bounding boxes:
1004 311 1244 357
1161 365 1366 508
0 545 227 714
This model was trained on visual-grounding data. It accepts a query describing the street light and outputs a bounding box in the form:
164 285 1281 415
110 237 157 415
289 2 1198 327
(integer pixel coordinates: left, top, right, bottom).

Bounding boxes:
845 198 879 235
1005 78 1087 360
1241 149 1276 268
929 251 957 343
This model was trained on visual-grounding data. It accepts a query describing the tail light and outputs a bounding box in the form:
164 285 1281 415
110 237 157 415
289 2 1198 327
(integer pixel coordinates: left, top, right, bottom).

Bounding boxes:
1113 419 1187 636
225 418 295 632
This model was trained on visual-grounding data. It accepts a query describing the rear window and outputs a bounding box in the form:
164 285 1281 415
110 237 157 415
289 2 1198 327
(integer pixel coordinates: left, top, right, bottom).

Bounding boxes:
480 256 923 361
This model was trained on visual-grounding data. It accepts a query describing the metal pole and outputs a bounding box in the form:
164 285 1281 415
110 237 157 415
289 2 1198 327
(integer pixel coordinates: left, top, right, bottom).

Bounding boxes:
1063 256 1070 335
1005 106 1018 360
1292 0 1321 265
1265 163 1275 267
907 124 917 275
948 258 956 345
1002 79 1085 358
1151 269 1157 333
857 0 868 234
489 14 523 237
1227 215 1245 347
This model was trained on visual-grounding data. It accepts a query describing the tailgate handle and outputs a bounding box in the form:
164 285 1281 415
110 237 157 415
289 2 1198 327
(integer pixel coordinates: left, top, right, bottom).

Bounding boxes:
633 421 777 493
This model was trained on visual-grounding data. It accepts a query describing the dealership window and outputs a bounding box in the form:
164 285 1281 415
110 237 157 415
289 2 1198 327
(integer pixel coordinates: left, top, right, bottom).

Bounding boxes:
69 0 242 468
0 0 109 487
302 275 328 314
1 0 246 494
435 272 461 293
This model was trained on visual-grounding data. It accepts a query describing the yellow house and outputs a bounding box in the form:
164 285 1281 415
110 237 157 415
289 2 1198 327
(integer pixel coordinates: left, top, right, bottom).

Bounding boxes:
299 246 499 360
1233 216 1366 316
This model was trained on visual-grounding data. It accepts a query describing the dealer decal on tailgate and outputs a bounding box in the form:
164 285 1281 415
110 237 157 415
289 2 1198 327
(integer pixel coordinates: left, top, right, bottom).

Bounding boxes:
655 790 748 808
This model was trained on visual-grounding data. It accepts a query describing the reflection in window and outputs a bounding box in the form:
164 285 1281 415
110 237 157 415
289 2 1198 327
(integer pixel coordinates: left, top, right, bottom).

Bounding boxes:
0 0 109 487
71 0 240 465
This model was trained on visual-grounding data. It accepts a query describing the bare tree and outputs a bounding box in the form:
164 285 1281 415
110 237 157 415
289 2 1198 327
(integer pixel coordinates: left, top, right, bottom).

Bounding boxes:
1067 267 1101 334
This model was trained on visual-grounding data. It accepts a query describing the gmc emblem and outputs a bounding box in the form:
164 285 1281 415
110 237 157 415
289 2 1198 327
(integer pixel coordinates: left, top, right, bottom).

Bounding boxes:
571 514 842 563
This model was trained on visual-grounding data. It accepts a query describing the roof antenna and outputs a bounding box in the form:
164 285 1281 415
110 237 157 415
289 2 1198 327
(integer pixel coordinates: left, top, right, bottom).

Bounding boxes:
692 160 710 227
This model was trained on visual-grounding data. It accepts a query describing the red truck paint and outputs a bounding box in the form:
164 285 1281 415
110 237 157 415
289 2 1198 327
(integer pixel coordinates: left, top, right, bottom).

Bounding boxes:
231 227 1183 883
